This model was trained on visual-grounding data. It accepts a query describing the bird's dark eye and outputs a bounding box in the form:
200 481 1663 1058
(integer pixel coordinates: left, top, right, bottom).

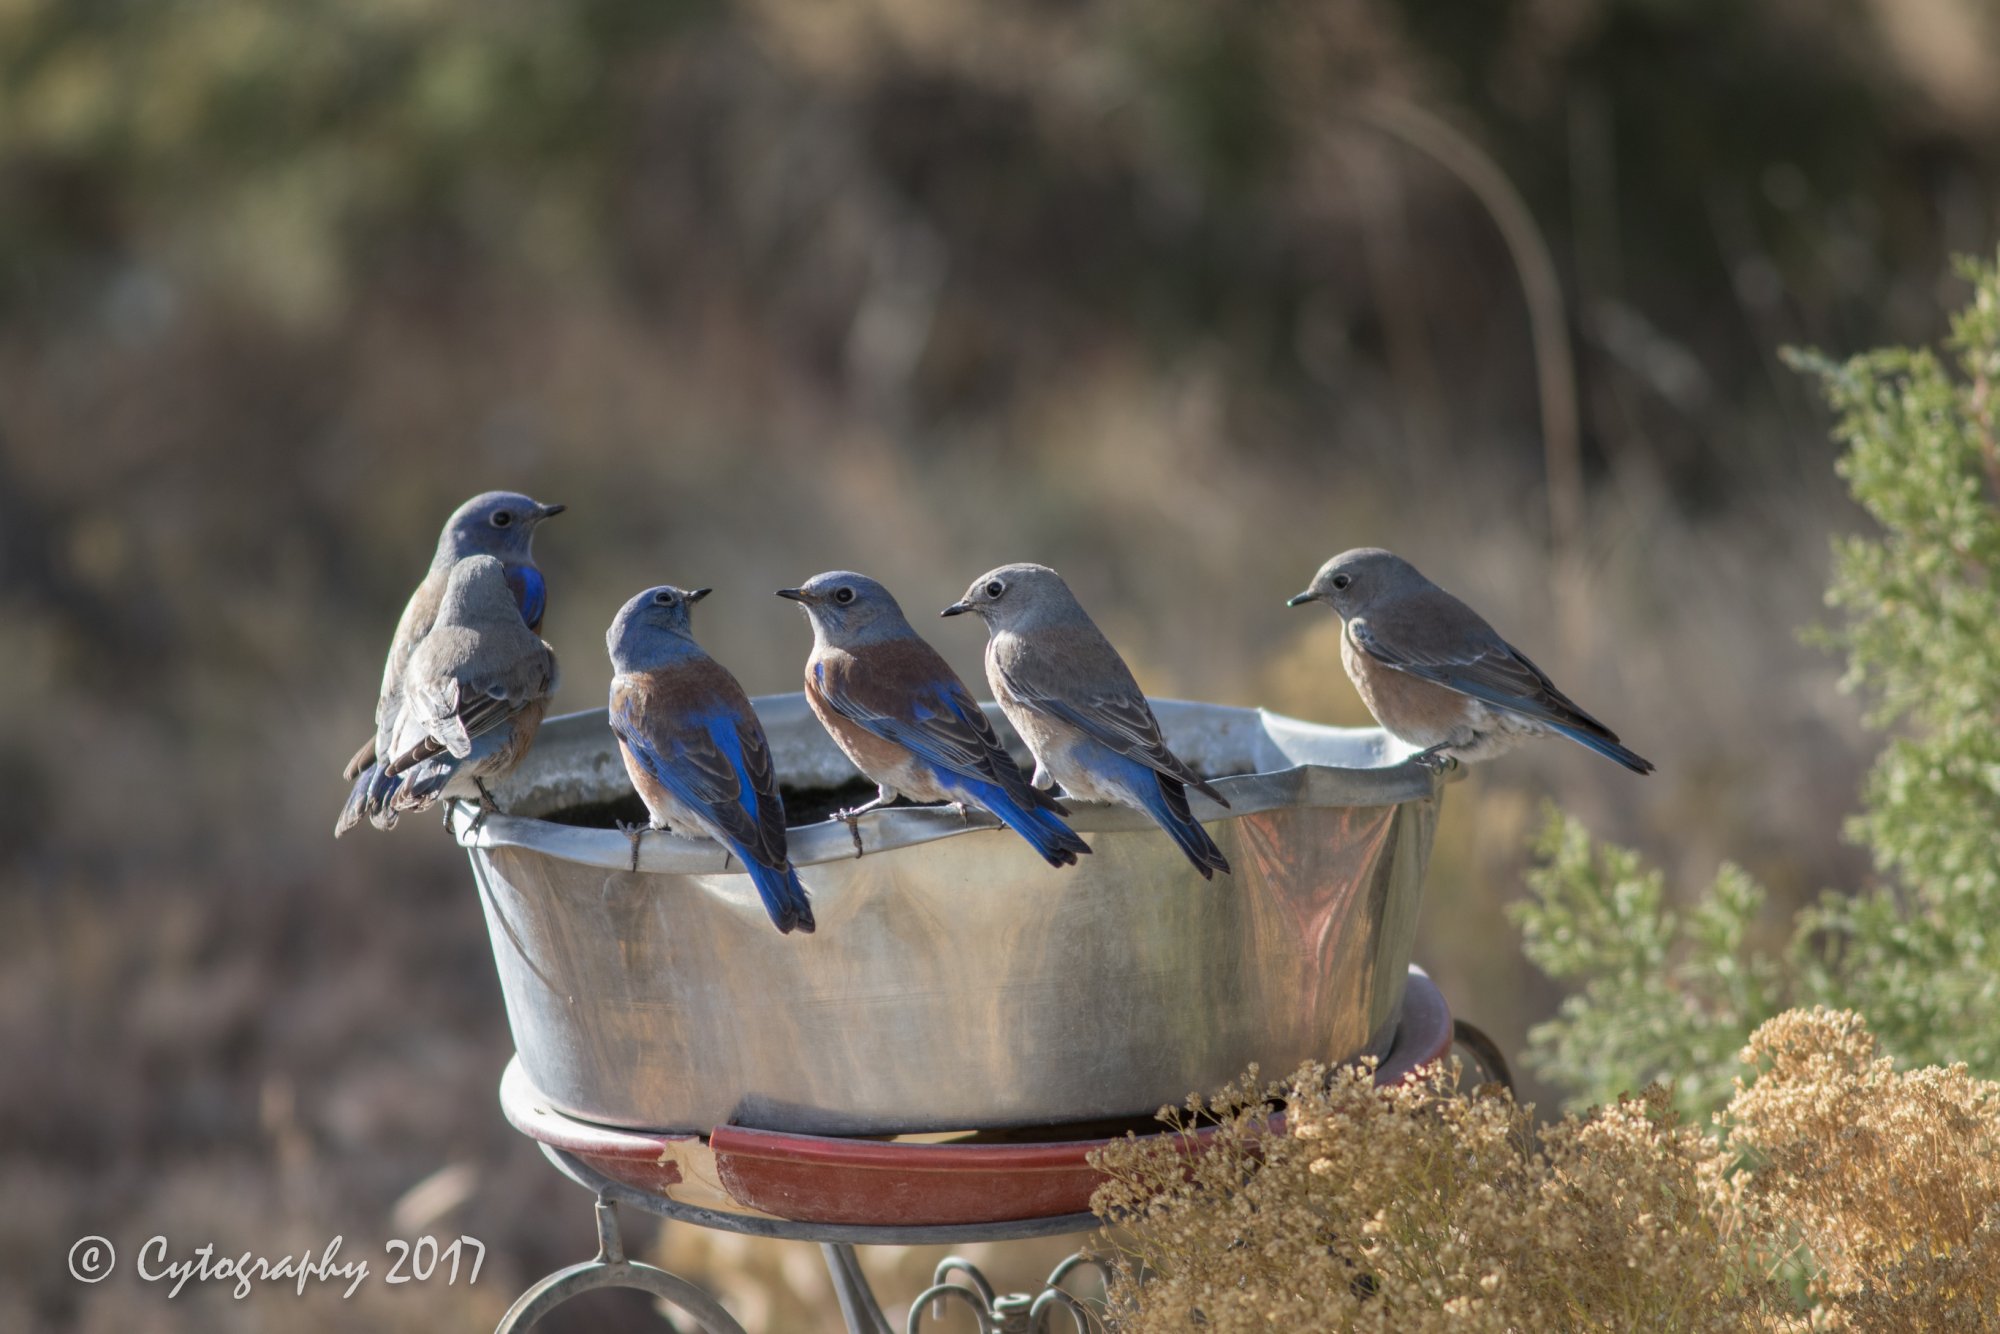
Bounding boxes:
985 580 1004 598
833 587 856 605
491 511 514 528
653 590 675 606
1330 574 1351 591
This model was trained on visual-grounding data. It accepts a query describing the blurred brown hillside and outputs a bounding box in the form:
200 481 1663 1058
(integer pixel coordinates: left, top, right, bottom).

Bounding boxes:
2 1 1996 1330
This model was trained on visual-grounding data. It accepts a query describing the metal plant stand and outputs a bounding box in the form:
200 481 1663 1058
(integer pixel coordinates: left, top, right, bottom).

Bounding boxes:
494 1180 1107 1334
492 969 1482 1334
496 1198 755 1334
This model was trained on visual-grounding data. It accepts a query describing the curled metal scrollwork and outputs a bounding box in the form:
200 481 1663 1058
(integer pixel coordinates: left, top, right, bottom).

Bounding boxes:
907 1253 1109 1334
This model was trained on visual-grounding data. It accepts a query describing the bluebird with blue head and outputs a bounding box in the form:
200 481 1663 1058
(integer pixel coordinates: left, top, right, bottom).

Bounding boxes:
943 563 1232 879
777 571 1091 868
1287 548 1654 774
345 554 558 830
336 490 563 835
607 585 815 935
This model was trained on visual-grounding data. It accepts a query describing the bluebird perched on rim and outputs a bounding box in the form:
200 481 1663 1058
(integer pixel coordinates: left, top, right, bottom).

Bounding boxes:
345 554 559 830
1287 548 1654 774
336 490 563 835
942 563 1232 879
776 571 1091 868
607 585 815 935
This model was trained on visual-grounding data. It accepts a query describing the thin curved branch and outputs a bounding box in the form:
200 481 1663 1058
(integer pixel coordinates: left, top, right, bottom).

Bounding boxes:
1340 97 1584 563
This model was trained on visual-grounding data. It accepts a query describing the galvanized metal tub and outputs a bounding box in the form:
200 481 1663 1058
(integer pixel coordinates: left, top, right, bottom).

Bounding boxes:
454 696 1443 1136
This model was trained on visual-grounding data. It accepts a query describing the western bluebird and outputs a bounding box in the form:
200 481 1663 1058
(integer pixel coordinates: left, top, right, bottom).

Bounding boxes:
341 554 559 832
942 563 1232 879
776 571 1091 868
607 585 816 935
1287 548 1654 774
336 490 563 834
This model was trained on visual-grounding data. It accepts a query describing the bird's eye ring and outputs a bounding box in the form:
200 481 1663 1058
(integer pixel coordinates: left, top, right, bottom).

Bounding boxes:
833 587 856 605
1330 573 1351 591
985 580 1005 598
491 511 514 528
653 590 676 606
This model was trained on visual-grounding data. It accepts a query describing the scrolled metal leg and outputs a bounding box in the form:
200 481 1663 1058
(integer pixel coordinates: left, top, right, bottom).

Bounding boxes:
495 1197 747 1334
820 1242 894 1334
906 1253 1107 1334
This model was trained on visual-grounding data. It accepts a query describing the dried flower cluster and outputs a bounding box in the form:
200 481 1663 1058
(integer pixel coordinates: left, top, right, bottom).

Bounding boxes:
1733 1009 2000 1328
1089 1009 2000 1331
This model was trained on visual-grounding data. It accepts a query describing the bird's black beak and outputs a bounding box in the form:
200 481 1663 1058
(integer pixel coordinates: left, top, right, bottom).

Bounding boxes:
1286 590 1316 608
775 588 807 603
687 587 712 603
939 600 971 618
535 502 566 520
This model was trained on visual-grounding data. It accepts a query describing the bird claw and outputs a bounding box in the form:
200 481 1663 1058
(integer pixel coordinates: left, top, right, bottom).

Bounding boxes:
827 792 894 857
832 810 865 859
616 820 649 872
1408 746 1458 773
453 795 492 838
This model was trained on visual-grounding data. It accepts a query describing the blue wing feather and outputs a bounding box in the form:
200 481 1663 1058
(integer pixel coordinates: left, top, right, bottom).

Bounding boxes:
612 696 814 933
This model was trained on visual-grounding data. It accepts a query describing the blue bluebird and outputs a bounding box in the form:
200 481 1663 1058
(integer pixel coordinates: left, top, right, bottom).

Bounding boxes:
776 571 1091 868
942 563 1232 879
1287 548 1654 774
607 586 815 935
337 490 563 835
350 555 559 830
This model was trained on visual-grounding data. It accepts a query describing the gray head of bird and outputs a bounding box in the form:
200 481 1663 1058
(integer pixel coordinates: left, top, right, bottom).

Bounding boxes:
940 562 1080 632
1287 548 1424 618
774 571 913 647
605 584 712 668
436 491 565 567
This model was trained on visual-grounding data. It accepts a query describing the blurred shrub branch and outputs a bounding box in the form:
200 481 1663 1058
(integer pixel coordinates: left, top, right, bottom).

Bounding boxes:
1514 252 2000 1116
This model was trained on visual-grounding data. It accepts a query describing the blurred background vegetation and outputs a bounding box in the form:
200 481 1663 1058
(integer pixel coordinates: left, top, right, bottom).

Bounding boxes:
3 0 1996 1329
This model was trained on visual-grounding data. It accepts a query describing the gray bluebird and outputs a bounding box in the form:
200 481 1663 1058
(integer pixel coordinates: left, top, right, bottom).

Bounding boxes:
351 554 559 831
607 585 815 935
1287 548 1654 774
942 563 1232 878
336 490 562 834
777 571 1090 867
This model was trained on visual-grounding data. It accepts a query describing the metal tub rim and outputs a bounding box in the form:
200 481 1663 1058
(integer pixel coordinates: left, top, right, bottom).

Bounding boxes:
453 695 1441 867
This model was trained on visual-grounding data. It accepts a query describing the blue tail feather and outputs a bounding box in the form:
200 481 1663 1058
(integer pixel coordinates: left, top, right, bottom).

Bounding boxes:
1124 762 1230 880
335 766 376 836
743 857 815 935
948 775 1092 867
1550 722 1655 775
336 760 412 835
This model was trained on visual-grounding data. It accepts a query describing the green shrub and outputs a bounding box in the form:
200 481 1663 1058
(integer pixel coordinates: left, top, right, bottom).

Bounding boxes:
1514 254 2000 1114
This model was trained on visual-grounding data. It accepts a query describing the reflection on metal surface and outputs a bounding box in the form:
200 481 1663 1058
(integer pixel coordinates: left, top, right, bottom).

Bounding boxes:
458 696 1444 1135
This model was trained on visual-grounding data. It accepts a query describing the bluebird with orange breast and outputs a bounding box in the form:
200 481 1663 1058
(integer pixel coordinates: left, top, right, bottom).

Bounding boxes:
356 555 559 829
607 585 815 935
943 563 1231 879
777 571 1091 868
336 490 563 835
1287 548 1654 774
